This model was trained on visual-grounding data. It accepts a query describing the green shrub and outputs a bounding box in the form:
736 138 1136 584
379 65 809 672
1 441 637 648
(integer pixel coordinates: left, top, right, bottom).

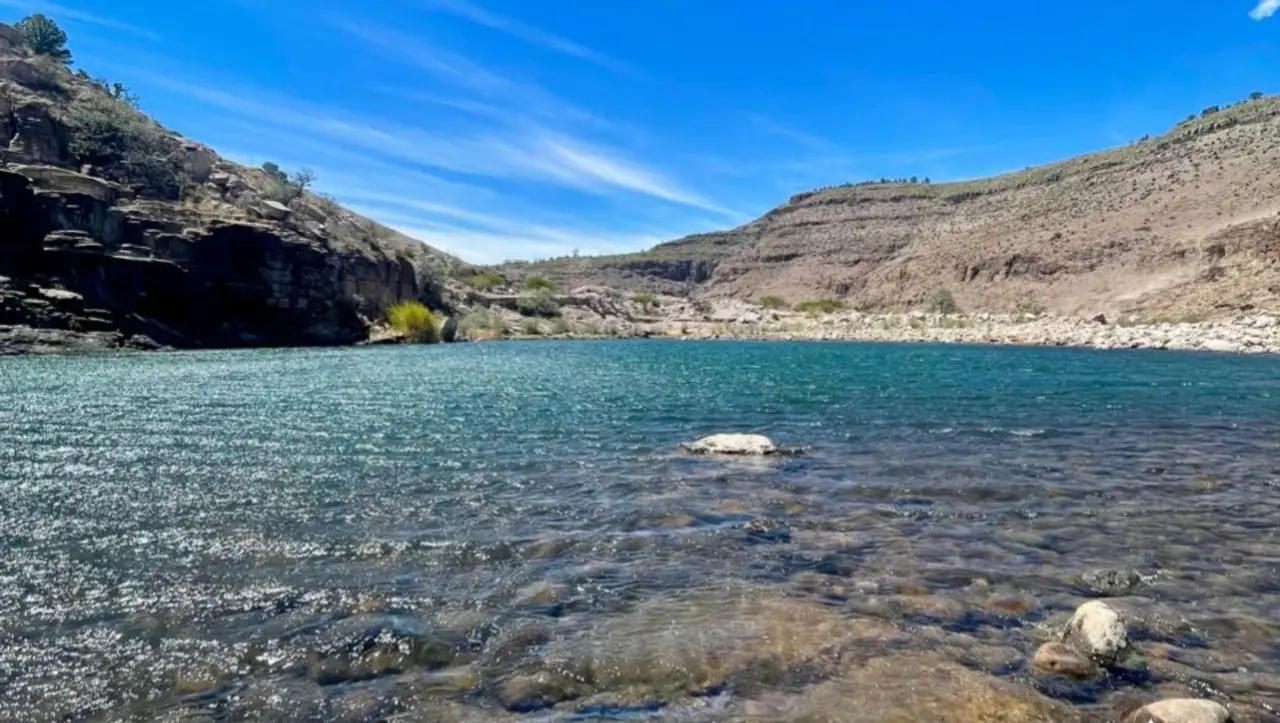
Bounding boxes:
520 318 542 336
517 288 560 318
466 272 506 290
459 308 505 339
64 93 184 199
759 295 788 310
795 298 847 315
632 292 660 311
523 275 557 291
16 14 70 63
925 288 961 314
387 301 442 343
549 317 571 335
260 164 313 204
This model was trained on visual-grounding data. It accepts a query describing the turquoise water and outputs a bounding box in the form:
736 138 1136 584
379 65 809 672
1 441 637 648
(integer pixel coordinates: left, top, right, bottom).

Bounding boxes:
2 341 1279 721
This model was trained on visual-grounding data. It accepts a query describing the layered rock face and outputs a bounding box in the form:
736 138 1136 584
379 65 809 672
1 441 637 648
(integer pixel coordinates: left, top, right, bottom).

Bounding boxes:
512 98 1280 318
0 24 456 354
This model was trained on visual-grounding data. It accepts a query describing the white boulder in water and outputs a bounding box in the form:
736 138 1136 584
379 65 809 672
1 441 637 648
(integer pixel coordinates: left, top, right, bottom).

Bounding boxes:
680 433 784 456
1123 698 1231 723
1063 600 1128 663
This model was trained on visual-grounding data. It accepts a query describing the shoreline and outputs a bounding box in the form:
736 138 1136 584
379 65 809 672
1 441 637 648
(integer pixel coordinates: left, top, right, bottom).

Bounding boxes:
5 312 1280 356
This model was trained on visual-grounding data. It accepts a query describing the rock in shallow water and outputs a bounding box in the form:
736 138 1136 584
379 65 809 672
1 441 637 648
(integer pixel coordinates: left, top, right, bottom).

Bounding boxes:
1123 698 1232 723
679 433 791 456
1064 600 1129 664
1032 642 1099 679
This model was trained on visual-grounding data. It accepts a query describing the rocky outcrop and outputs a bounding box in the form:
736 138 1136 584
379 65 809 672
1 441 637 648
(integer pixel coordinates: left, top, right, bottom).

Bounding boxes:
0 23 459 354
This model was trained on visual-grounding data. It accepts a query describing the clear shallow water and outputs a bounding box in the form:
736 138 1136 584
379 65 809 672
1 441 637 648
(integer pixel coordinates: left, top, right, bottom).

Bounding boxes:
1 341 1279 722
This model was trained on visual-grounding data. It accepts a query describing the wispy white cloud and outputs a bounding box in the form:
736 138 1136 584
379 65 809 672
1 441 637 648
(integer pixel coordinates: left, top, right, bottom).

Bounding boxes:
411 0 633 73
750 114 839 152
1250 0 1280 19
0 0 159 41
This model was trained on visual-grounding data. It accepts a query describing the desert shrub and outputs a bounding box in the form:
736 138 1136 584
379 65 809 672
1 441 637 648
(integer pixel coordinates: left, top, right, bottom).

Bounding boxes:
466 272 505 290
759 295 788 310
517 289 560 318
523 275 557 292
1249 91 1264 101
1014 299 1046 317
261 163 313 204
632 292 660 311
387 301 442 343
795 298 846 315
16 14 70 63
549 317 571 335
64 93 183 199
925 288 961 314
459 308 505 339
520 318 542 336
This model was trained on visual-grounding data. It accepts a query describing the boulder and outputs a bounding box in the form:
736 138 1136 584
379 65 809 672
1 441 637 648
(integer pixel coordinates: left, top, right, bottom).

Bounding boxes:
1063 600 1128 664
1123 698 1231 723
1200 339 1241 353
1079 568 1144 597
680 433 783 456
259 200 291 220
440 315 458 343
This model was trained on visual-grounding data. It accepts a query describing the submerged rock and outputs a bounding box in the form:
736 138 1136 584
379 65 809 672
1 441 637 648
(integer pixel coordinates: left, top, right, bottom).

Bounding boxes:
1064 600 1128 664
748 653 1083 722
679 433 793 456
1124 698 1231 723
1080 568 1144 597
1031 642 1098 679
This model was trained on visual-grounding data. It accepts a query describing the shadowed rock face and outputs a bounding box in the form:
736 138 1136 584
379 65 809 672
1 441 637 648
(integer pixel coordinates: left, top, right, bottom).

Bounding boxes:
0 168 442 352
0 23 459 354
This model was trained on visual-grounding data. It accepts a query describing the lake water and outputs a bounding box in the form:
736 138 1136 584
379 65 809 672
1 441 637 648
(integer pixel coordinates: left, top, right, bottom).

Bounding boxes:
2 341 1279 722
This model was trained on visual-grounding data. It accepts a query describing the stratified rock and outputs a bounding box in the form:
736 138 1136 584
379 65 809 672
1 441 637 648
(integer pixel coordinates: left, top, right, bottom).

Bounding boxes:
680 433 781 456
1063 600 1128 664
1031 642 1098 679
1123 698 1231 723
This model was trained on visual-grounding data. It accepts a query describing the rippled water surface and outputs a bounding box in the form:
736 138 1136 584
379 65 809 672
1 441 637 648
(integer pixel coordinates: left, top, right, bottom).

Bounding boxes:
2 341 1279 722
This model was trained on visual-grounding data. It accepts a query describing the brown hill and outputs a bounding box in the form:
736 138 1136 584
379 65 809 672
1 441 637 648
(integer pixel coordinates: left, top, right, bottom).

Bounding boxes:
0 22 467 354
507 98 1280 318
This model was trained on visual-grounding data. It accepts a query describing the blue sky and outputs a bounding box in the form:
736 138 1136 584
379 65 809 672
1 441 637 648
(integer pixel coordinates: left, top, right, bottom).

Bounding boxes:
1 0 1277 263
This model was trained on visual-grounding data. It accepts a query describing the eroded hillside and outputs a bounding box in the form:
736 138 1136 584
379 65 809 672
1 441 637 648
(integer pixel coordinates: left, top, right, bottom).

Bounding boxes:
509 98 1280 317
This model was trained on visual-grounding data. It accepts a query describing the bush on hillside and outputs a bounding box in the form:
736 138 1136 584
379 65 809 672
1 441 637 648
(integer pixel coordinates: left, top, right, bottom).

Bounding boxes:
64 93 184 199
632 292 660 311
925 288 961 314
795 298 846 315
523 275 557 292
520 318 542 336
466 272 506 290
517 289 560 318
387 301 442 343
759 295 788 310
459 308 505 339
16 14 70 63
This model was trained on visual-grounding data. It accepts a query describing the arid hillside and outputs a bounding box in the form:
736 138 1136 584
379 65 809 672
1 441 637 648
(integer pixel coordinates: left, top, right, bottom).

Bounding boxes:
507 97 1280 317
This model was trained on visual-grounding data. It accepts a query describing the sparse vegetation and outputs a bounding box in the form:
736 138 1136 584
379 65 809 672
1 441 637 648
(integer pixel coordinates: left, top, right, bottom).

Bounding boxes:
759 295 788 310
1250 91 1265 101
925 288 961 314
261 163 314 203
549 317 571 335
520 318 542 336
16 14 70 63
523 276 557 292
64 93 184 199
466 272 506 290
795 298 847 315
1014 300 1046 317
631 292 660 312
517 288 561 318
386 301 442 343
459 308 505 339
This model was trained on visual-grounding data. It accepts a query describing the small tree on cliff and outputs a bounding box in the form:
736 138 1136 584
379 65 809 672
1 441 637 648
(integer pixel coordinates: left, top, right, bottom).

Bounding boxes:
16 14 71 64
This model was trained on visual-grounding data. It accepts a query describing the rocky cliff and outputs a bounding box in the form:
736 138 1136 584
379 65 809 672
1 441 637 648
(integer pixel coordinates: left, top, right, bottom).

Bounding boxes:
510 98 1280 318
0 23 462 355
